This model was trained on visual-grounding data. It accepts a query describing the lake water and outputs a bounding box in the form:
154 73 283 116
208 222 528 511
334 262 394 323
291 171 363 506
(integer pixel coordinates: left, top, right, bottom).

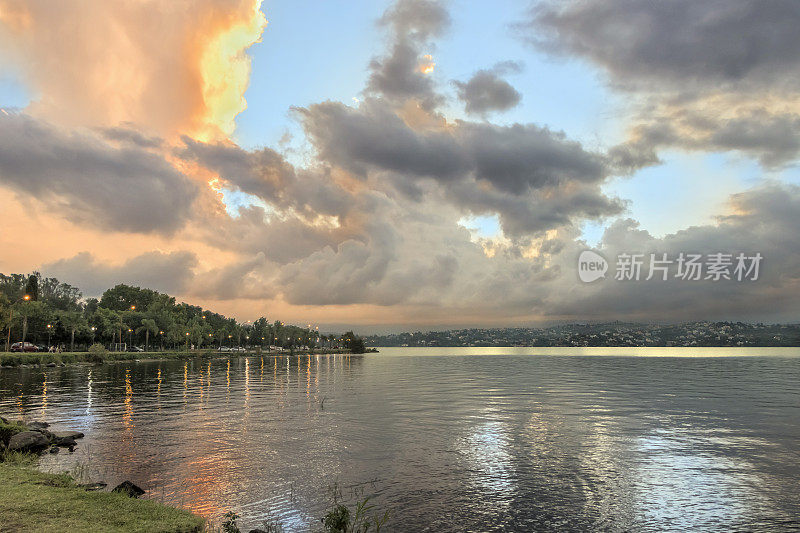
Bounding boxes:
2 348 799 532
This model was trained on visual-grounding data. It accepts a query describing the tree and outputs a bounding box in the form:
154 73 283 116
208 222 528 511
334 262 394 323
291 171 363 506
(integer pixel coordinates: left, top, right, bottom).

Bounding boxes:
59 310 88 352
24 274 39 301
137 318 158 351
343 331 366 354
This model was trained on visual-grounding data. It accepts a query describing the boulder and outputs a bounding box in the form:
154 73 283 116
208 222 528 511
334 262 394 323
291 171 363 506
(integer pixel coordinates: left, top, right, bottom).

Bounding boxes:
46 362 57 367
28 421 50 429
53 436 77 447
49 446 59 454
8 431 50 452
112 480 145 498
52 430 84 440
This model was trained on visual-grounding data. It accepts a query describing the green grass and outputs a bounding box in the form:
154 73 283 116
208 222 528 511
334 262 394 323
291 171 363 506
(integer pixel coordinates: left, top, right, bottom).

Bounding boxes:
0 350 211 367
0 420 28 446
0 461 205 532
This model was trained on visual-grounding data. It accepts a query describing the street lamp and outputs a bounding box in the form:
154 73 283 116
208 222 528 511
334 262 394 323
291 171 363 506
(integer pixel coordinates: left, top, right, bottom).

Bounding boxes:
5 294 31 351
46 324 52 348
91 326 96 345
128 328 133 348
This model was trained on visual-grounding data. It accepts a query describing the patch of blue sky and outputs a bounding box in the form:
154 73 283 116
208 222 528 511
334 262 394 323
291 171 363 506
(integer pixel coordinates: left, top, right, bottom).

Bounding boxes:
596 151 773 240
459 213 502 240
0 70 31 110
435 0 625 146
218 186 272 218
234 0 391 159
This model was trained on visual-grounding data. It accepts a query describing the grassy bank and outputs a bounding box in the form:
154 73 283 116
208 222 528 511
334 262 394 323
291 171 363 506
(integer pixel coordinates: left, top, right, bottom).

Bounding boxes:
0 349 356 367
0 456 204 532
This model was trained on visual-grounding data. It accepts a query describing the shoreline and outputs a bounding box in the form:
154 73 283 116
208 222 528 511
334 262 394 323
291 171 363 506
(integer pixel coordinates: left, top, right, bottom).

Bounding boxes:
0 348 370 368
0 418 205 532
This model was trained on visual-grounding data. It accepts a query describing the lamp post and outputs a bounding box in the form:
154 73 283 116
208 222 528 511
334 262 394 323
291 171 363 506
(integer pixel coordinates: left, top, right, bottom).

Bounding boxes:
128 328 132 349
5 294 31 351
46 324 52 348
186 331 190 351
91 326 96 345
159 331 164 351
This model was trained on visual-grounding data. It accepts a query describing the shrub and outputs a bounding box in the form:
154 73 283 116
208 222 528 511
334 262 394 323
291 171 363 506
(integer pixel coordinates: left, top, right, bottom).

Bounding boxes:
0 421 27 447
87 344 108 363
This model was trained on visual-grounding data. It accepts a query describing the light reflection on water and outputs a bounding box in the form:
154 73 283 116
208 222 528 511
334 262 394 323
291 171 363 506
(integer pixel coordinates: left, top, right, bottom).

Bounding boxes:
1 348 799 532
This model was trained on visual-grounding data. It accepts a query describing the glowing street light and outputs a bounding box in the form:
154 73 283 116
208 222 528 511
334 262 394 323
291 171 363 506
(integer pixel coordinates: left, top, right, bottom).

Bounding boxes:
46 324 52 347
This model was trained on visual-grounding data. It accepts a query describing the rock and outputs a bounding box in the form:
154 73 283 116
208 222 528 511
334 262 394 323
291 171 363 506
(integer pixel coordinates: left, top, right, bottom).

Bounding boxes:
46 362 57 367
52 430 84 440
49 446 59 454
0 415 8 424
8 431 50 452
27 421 49 429
78 482 107 491
33 429 53 440
249 530 269 533
112 480 145 498
53 436 77 447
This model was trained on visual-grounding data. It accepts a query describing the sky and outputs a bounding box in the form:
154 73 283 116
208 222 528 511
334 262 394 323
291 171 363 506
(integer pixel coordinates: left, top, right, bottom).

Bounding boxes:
0 0 799 332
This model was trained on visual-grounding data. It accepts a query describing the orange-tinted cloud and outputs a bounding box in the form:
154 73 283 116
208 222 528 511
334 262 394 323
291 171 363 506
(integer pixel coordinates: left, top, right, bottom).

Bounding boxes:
0 0 265 141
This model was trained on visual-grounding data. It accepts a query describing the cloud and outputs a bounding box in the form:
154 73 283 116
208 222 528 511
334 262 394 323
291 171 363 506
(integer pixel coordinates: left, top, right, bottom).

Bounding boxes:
549 182 800 322
298 99 622 236
43 251 197 298
454 63 522 115
0 112 198 233
366 0 450 108
528 0 800 167
0 0 266 141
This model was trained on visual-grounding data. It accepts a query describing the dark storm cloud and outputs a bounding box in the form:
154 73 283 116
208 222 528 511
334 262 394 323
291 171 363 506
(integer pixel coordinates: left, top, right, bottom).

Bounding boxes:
297 98 621 235
299 100 607 192
43 251 197 297
0 113 197 233
549 183 800 322
366 0 450 108
529 0 800 89
178 137 354 219
528 0 800 167
454 64 522 115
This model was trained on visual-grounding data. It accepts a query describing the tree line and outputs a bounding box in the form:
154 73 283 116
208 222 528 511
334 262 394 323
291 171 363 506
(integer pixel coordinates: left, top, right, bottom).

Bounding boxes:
0 272 365 353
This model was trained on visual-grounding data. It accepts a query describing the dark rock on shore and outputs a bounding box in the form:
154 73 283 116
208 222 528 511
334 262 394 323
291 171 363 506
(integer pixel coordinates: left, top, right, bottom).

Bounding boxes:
28 421 50 429
52 430 84 440
54 436 77 447
8 431 50 452
113 480 145 498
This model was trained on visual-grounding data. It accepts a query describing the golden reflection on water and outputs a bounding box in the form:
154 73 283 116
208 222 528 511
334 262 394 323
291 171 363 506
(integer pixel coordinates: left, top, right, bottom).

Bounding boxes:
41 372 48 416
226 359 231 398
183 362 188 406
306 355 311 399
123 368 133 431
245 357 251 410
86 369 93 415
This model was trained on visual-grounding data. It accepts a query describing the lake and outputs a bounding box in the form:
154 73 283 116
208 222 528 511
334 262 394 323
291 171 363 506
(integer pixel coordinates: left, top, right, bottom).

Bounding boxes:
2 348 799 531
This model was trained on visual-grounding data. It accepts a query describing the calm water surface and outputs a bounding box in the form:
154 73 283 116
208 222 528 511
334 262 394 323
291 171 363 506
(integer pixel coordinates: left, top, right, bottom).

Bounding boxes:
1 348 799 532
